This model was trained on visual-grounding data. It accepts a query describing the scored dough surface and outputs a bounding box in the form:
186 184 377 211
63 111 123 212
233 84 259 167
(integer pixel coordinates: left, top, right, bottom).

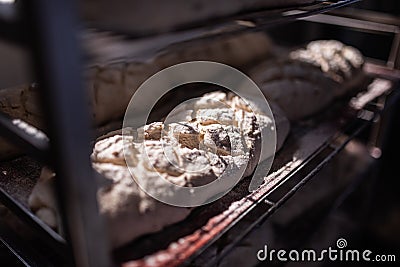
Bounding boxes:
29 91 290 248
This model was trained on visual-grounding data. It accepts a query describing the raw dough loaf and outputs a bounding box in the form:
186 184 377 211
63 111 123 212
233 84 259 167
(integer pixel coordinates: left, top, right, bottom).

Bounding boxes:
0 32 272 129
0 33 271 159
249 40 366 120
0 32 272 160
29 91 290 248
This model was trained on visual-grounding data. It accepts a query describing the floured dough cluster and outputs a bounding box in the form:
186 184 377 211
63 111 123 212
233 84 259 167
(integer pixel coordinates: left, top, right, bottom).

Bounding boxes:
29 91 289 248
93 92 278 195
290 40 364 83
249 40 366 120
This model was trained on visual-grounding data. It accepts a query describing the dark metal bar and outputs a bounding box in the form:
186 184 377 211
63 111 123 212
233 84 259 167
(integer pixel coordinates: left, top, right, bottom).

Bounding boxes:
0 219 53 267
253 0 361 28
0 15 26 45
328 7 400 26
391 31 400 69
87 0 360 47
300 13 399 33
0 186 67 253
364 63 400 80
377 82 400 174
22 1 112 266
0 111 50 163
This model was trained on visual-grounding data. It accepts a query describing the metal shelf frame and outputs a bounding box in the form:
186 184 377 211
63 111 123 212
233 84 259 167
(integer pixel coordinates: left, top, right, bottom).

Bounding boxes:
1 1 389 267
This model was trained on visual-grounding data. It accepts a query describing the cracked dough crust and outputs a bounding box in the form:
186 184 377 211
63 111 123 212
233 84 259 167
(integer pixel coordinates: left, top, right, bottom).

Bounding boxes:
28 91 290 248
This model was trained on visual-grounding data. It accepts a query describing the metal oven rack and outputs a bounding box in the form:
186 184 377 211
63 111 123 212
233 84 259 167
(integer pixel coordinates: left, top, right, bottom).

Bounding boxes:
2 0 399 266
